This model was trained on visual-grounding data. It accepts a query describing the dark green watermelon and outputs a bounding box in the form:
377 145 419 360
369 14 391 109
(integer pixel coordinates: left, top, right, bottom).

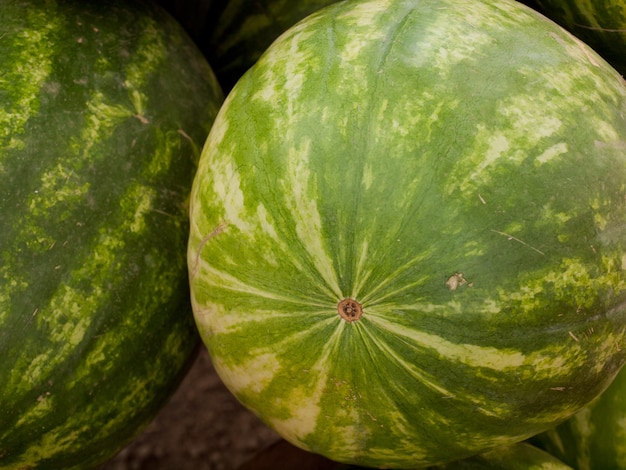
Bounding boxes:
0 0 223 468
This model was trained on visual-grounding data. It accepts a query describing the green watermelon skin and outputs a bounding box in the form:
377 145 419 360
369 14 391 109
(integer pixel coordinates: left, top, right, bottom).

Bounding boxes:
0 1 223 468
188 0 626 467
530 0 626 76
532 366 626 469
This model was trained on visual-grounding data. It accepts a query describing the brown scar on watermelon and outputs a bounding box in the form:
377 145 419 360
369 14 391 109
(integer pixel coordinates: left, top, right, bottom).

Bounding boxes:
190 221 228 278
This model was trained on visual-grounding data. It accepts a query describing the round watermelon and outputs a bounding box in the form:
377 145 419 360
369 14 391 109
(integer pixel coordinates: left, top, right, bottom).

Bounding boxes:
529 0 626 77
188 0 626 467
0 0 223 468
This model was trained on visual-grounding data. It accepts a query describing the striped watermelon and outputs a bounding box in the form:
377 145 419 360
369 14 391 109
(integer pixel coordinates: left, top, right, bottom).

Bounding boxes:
532 366 626 469
530 0 626 76
188 0 626 467
0 0 223 468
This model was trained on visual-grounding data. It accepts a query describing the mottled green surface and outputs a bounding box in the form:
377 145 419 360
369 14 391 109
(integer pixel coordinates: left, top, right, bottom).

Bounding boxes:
533 364 626 469
189 0 626 467
532 0 626 76
0 0 223 468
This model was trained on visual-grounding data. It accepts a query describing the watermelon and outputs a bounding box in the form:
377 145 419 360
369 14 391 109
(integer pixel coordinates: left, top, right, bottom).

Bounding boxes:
529 0 626 76
0 0 223 468
531 365 626 469
188 0 626 467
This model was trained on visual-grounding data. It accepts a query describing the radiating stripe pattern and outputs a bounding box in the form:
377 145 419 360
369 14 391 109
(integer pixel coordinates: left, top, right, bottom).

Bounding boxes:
0 1 223 468
189 0 626 467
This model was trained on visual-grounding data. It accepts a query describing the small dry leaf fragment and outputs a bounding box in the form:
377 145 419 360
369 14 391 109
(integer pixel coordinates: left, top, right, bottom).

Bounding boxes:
446 272 468 291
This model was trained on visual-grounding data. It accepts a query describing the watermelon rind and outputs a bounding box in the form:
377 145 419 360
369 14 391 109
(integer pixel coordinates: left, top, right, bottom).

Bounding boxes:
189 0 626 467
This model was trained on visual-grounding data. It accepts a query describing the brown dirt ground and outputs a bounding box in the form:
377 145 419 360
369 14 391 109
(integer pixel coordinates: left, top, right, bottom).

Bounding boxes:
99 347 282 470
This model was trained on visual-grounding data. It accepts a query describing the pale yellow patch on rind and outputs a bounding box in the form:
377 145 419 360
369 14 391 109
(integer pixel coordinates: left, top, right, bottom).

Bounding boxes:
536 142 568 164
213 352 282 396
210 158 251 233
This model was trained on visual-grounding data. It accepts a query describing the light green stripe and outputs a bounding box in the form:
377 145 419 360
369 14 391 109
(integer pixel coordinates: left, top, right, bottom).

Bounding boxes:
358 252 432 305
266 325 345 446
193 293 328 338
370 314 527 371
0 12 61 326
0 11 60 151
209 153 251 232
